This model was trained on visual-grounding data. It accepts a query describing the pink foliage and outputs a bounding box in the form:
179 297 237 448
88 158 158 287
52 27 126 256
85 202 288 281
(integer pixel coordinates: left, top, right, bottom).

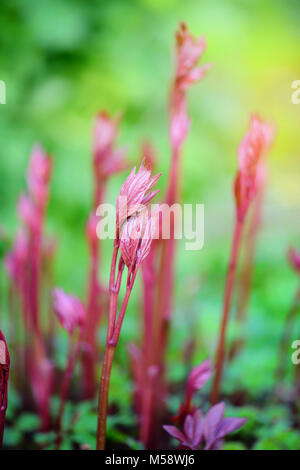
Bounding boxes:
234 114 273 222
52 288 86 335
93 111 128 180
287 247 300 276
164 402 246 450
117 161 161 229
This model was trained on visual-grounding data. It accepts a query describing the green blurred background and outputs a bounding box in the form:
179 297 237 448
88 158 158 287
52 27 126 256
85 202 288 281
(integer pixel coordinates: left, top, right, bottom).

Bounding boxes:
1 0 300 449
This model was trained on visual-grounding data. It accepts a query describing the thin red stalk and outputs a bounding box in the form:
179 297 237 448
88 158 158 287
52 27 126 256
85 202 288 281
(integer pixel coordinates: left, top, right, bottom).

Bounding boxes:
139 146 180 449
140 374 155 446
151 147 179 438
82 240 100 398
275 285 300 383
141 250 156 367
0 334 10 449
56 331 82 450
96 273 136 449
96 241 119 450
29 207 44 338
236 190 263 324
229 192 263 360
109 274 136 346
152 146 179 359
211 219 243 405
34 336 52 431
94 180 105 211
140 251 156 445
82 182 105 398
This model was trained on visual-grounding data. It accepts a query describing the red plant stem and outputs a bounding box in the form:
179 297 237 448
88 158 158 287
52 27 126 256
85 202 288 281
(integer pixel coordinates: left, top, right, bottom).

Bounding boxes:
276 285 300 383
29 206 44 338
139 144 180 449
236 189 263 326
153 145 179 359
96 269 136 448
44 257 55 355
82 181 105 398
82 239 100 398
0 369 9 449
139 146 180 449
56 331 82 450
94 180 105 211
211 218 244 405
96 241 119 450
140 251 156 445
229 192 263 361
109 282 135 346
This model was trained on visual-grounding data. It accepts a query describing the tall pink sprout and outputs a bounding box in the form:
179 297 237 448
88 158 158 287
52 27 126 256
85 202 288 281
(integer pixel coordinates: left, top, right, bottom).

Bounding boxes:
5 145 54 430
53 288 86 448
211 114 273 405
140 22 211 449
82 111 129 399
96 161 161 450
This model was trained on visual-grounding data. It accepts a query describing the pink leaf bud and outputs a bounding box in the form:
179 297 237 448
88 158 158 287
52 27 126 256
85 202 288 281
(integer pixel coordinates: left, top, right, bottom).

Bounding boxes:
141 140 157 169
116 161 161 229
52 288 86 334
287 247 300 276
93 111 128 179
27 145 52 206
4 230 29 285
186 359 213 401
234 114 273 221
119 209 148 269
120 206 160 271
170 23 212 150
175 22 211 90
86 212 99 247
17 194 40 231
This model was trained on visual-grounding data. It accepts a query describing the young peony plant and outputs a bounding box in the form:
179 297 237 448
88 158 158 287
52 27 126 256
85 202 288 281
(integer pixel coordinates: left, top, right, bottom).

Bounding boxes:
52 288 86 449
83 112 129 399
96 161 161 450
8 145 54 431
173 359 214 428
164 402 246 450
139 21 212 450
211 114 273 405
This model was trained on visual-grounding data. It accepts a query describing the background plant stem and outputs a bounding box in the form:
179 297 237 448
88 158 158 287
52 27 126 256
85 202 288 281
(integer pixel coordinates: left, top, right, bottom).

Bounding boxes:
211 218 243 405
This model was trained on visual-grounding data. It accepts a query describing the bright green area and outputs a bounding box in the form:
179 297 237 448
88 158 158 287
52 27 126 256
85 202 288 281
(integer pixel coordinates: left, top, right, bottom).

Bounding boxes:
1 0 300 450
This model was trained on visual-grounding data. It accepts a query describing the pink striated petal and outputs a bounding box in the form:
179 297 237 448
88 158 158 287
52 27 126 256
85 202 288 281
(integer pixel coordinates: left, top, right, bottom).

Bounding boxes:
186 359 213 399
52 288 86 334
216 417 247 441
117 162 161 227
163 425 186 444
192 409 204 448
183 414 194 441
204 402 225 450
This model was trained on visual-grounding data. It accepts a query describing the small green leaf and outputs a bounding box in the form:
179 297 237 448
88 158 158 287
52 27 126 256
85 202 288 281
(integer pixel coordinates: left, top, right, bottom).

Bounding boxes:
16 413 40 432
